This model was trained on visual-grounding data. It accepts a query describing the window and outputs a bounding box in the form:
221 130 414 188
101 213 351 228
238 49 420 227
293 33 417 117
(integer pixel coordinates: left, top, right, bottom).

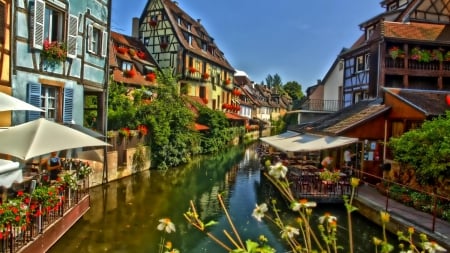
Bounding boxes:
87 24 107 57
27 82 73 122
41 86 58 121
366 26 374 40
356 55 365 72
122 61 132 71
365 53 370 70
188 35 192 46
32 0 78 58
187 23 191 31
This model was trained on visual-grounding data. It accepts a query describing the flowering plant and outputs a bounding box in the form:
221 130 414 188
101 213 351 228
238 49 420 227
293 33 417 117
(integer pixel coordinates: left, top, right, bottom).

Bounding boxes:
410 47 431 62
128 48 136 57
147 72 156 82
224 78 231 85
137 124 148 136
188 66 197 74
388 46 404 60
119 127 131 137
41 39 67 65
431 49 444 62
78 161 92 179
116 46 127 54
137 50 146 59
30 185 61 213
0 192 31 232
202 73 209 80
124 68 136 78
319 169 341 183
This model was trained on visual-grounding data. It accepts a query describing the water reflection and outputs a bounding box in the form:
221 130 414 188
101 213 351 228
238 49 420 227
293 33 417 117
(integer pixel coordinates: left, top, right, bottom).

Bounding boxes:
48 144 387 253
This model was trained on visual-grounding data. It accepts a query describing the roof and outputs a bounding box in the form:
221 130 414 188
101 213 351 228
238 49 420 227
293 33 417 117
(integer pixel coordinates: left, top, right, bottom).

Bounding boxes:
295 99 390 136
260 133 359 153
161 0 234 71
225 112 247 121
383 21 450 42
384 88 450 116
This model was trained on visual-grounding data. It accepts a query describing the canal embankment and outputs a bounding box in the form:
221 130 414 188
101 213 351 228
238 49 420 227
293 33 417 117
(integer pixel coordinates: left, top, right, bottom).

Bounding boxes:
355 184 450 251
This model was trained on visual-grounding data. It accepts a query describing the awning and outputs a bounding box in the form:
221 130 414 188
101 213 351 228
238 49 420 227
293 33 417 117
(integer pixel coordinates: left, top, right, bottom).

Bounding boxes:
194 123 209 131
260 132 358 152
0 159 22 188
225 112 247 121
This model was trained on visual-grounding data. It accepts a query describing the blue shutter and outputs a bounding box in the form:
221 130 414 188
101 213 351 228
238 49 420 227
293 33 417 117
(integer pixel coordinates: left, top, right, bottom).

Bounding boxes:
27 82 41 121
63 88 74 123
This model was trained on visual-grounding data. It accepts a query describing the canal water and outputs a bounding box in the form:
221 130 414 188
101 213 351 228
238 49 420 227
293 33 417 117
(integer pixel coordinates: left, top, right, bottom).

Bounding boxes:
48 144 389 253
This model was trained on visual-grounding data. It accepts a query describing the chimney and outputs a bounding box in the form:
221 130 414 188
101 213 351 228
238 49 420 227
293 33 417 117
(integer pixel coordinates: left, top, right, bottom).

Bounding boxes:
132 17 139 38
197 18 201 24
173 1 178 5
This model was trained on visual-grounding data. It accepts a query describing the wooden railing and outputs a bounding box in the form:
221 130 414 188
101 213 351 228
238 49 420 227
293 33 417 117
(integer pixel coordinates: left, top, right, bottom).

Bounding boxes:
385 58 450 72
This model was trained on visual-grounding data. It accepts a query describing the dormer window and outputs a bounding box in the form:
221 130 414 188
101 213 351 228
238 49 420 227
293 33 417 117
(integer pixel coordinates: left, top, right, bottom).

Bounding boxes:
366 26 374 40
177 16 181 25
201 42 207 51
188 35 192 46
187 23 191 31
356 55 365 72
122 61 132 71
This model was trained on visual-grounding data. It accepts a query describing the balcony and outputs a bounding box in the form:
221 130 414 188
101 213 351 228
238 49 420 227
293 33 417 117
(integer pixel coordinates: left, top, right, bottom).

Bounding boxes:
385 58 450 75
300 99 342 112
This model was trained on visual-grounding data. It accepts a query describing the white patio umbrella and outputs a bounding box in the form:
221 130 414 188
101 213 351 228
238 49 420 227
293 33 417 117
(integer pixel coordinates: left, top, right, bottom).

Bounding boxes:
0 118 110 160
0 159 22 188
0 92 43 112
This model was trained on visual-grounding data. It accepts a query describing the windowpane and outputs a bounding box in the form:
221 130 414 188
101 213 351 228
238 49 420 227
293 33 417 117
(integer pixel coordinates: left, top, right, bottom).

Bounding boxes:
44 6 63 42
41 86 58 121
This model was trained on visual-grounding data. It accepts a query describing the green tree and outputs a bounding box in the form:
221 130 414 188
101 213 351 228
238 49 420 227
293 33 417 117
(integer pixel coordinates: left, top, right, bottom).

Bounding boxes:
265 74 283 94
283 81 304 100
144 69 200 170
107 79 138 130
389 111 450 184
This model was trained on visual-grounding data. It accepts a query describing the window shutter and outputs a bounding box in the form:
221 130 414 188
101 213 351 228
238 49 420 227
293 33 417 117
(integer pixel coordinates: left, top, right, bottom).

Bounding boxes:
32 0 45 49
87 24 93 52
63 88 74 123
27 82 41 121
67 14 78 58
101 30 108 57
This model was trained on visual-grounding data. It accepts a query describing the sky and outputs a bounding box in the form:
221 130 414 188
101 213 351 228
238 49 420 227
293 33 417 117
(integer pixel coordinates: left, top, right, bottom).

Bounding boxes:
111 1 382 88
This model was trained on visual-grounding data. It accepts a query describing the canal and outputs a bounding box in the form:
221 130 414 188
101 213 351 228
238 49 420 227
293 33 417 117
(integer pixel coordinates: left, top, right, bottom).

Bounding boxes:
48 144 389 253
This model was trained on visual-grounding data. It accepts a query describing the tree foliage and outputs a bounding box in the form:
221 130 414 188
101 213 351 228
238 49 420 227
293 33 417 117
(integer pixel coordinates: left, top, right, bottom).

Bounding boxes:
389 111 450 184
265 74 283 94
283 81 304 100
196 105 232 153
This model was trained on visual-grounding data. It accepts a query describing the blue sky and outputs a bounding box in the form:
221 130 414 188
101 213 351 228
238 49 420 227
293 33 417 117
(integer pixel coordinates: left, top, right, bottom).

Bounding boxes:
112 1 382 88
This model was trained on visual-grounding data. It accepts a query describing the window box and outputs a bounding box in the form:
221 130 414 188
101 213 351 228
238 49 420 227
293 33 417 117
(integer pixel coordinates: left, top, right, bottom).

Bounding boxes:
41 40 67 65
146 73 156 82
124 69 136 78
117 46 127 54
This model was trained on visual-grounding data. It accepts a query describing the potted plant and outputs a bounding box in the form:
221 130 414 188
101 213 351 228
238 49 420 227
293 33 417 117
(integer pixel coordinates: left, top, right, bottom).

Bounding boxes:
116 46 127 54
137 124 148 136
202 73 209 80
137 51 146 59
78 161 93 180
119 127 131 137
431 49 444 62
224 78 231 85
41 39 67 65
146 72 156 82
124 68 136 78
188 67 197 74
388 46 404 60
319 169 341 183
30 185 61 213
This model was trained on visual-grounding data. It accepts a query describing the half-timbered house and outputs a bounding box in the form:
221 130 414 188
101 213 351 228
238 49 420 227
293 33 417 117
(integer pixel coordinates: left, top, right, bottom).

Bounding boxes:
12 0 110 132
0 0 12 127
136 0 235 111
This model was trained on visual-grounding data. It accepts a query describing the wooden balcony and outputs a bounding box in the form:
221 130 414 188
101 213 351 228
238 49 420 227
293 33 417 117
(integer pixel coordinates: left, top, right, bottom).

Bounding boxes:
385 58 450 76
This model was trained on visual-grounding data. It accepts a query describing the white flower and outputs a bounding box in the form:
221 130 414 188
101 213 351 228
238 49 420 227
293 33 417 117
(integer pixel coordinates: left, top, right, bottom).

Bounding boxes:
268 162 288 179
281 225 300 239
318 212 337 224
423 241 447 253
252 203 268 222
157 218 176 233
291 199 317 211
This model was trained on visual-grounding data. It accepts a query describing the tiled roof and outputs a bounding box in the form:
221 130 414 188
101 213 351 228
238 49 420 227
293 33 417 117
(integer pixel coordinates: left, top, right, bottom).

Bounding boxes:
163 0 234 71
383 21 450 42
225 112 248 121
384 88 450 116
295 99 390 136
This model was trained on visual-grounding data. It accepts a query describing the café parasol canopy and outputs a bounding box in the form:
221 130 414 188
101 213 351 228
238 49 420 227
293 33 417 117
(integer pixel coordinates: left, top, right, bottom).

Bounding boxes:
0 118 110 161
0 159 22 188
0 92 43 112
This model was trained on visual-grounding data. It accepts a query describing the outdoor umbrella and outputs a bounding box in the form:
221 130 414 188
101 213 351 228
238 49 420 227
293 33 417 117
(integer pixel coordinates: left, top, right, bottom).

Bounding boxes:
0 159 21 188
0 92 43 112
0 118 111 161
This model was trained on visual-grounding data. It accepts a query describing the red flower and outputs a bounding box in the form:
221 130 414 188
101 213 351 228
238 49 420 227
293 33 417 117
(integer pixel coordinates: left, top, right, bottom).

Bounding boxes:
188 67 197 74
17 191 23 197
225 78 231 85
202 97 208 104
147 72 156 82
137 51 146 59
202 73 209 80
124 68 136 78
116 46 127 54
138 125 148 136
149 20 158 27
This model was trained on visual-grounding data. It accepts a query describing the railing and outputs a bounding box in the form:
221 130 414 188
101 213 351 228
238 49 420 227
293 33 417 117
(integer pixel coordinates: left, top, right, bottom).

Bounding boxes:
356 169 449 233
385 58 450 71
300 99 342 112
0 181 89 253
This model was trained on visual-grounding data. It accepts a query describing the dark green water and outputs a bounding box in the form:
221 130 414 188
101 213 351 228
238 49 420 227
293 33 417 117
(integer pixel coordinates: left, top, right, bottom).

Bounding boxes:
48 144 389 253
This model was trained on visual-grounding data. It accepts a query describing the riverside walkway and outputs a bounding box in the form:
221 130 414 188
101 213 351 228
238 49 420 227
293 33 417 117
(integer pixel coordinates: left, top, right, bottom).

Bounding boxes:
356 184 450 251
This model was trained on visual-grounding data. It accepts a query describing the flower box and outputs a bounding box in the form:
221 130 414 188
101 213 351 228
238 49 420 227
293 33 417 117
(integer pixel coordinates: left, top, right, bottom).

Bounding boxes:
137 51 146 59
188 67 197 74
146 72 156 82
124 69 136 78
388 46 404 60
116 46 127 54
41 39 67 65
202 73 209 80
224 78 231 85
